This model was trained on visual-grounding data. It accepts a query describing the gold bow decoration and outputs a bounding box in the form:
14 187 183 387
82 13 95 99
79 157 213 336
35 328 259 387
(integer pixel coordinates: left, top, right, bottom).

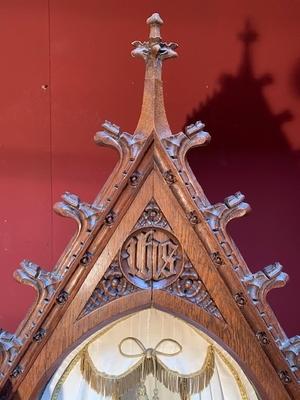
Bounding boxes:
80 337 215 399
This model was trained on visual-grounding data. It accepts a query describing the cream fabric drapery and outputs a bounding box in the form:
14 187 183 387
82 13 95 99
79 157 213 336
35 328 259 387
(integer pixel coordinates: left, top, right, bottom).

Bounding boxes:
41 309 259 400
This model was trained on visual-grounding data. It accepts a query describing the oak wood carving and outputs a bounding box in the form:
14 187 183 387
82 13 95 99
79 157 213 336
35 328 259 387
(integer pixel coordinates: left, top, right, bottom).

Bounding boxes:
0 13 299 400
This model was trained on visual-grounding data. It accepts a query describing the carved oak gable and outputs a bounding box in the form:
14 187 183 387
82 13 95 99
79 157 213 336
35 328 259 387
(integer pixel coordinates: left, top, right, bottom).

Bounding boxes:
79 200 223 321
0 12 299 400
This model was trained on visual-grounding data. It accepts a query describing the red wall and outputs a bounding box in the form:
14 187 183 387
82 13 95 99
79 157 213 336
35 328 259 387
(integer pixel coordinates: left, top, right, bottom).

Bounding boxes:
0 0 299 337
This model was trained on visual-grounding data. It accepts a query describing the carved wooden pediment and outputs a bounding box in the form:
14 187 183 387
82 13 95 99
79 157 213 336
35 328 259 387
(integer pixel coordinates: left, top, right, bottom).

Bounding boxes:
79 200 223 321
0 12 299 400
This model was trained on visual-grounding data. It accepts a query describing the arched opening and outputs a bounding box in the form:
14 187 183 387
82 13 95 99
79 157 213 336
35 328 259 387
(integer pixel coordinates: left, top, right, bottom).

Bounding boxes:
41 309 260 400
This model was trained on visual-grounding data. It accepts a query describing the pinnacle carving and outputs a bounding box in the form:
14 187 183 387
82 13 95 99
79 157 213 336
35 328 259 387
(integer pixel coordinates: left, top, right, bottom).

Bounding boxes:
147 13 163 29
132 14 178 136
132 40 178 62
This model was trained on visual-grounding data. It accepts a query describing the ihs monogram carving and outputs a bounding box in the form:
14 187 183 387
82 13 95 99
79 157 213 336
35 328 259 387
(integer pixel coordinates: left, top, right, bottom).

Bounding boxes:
79 262 138 318
164 261 223 320
120 227 183 289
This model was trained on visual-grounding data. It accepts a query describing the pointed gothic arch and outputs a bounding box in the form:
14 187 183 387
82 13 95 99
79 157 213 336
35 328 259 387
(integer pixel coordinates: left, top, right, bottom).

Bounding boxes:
0 12 299 400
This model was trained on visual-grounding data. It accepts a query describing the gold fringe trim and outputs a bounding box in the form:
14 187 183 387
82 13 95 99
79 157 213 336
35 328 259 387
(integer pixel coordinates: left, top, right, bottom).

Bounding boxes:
214 347 249 400
50 313 252 400
51 353 82 400
80 345 215 397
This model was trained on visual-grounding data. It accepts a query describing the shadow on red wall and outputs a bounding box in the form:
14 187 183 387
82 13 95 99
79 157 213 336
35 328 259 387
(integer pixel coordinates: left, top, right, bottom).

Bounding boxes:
186 20 300 336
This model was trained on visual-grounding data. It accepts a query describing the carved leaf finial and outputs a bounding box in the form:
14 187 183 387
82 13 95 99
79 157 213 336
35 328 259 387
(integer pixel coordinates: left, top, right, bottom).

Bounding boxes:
94 121 146 159
204 192 251 232
54 192 101 234
281 336 300 380
243 262 288 304
14 260 62 302
162 121 211 160
0 330 22 366
242 262 289 344
132 13 178 63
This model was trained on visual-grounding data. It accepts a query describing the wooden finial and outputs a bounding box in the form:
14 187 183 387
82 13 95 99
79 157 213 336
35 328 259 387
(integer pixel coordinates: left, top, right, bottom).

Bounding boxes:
132 13 178 62
131 13 178 137
146 13 163 40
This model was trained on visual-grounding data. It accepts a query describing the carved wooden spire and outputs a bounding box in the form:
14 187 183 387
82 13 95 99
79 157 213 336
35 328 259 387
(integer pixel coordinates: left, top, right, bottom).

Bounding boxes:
132 13 178 137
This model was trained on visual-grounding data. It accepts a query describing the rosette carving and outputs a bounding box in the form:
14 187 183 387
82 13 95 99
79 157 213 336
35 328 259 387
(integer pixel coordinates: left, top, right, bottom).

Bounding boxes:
136 200 168 228
165 261 223 320
79 262 138 318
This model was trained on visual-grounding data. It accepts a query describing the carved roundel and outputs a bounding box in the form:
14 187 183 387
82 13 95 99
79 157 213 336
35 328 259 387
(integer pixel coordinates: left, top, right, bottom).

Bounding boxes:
120 227 183 289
